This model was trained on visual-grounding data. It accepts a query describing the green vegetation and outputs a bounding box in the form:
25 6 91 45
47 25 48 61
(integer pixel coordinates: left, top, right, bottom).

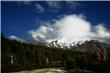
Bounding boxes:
1 34 110 73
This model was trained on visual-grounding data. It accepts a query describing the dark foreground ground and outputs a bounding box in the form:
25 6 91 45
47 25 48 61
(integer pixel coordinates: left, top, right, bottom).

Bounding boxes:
10 68 95 73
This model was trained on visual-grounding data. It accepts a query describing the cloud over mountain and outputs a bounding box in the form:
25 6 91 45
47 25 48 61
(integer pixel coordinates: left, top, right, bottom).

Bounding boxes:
28 14 110 43
9 35 26 43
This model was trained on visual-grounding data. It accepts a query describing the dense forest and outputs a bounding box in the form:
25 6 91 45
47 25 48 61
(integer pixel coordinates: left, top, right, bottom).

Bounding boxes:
1 34 110 73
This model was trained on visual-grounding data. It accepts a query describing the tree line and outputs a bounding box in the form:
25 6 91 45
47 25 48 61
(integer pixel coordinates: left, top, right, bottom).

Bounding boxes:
1 34 110 73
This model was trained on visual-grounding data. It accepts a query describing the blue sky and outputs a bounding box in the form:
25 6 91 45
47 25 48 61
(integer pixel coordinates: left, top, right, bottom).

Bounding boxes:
1 1 110 43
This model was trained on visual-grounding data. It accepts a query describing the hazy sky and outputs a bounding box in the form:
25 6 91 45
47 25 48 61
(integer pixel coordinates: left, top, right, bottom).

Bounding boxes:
2 1 110 43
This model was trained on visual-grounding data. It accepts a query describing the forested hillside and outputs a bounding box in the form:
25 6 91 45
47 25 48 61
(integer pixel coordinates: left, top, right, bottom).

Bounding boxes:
1 34 110 73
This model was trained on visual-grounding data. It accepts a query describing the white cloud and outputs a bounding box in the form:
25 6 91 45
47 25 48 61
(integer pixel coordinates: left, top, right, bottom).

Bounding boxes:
89 24 110 43
46 1 61 9
46 1 61 13
66 1 80 8
28 14 110 44
17 1 32 6
94 24 110 37
46 1 80 13
28 25 56 43
35 3 45 12
9 35 26 43
23 1 32 5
